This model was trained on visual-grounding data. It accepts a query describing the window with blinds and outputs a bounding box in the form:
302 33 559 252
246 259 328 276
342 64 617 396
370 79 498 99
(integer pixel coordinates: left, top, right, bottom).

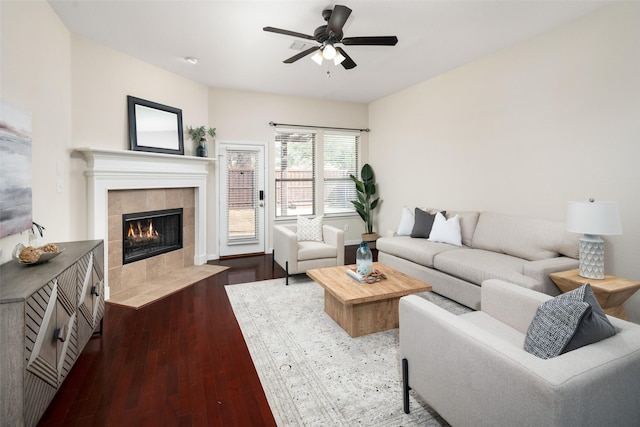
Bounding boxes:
275 131 315 217
323 132 358 215
275 128 360 218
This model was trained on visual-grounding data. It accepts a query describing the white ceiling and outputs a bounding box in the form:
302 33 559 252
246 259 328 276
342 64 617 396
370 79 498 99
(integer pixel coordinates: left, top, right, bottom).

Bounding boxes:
48 1 611 104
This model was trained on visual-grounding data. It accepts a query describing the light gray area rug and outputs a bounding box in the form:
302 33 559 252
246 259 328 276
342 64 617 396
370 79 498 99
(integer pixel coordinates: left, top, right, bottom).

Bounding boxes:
225 276 472 426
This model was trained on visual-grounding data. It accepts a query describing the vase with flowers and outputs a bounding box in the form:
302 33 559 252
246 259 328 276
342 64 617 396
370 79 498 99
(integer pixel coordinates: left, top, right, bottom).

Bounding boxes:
187 126 216 157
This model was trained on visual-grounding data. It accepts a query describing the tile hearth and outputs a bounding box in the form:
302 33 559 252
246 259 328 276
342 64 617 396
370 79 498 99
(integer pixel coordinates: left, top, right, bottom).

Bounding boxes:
106 264 228 309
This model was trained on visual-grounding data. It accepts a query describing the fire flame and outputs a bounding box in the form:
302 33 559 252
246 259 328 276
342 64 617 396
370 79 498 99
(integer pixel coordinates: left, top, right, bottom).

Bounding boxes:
127 220 158 238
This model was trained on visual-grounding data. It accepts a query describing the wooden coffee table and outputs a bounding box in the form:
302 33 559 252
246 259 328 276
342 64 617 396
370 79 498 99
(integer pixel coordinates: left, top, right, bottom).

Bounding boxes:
306 262 432 337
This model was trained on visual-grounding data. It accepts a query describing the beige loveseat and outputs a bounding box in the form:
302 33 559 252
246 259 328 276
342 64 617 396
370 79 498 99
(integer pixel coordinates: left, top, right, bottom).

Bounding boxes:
377 211 579 309
400 279 640 426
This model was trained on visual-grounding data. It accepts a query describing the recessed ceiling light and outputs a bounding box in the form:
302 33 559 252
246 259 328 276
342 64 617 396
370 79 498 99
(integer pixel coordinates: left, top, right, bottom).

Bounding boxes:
184 57 199 65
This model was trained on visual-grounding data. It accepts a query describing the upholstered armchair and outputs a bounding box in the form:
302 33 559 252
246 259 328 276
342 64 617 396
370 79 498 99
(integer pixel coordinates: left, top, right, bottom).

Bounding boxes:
400 279 640 426
273 222 344 285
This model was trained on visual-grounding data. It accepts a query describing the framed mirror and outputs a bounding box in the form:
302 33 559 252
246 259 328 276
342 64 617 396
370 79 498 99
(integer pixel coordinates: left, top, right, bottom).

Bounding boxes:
127 96 184 155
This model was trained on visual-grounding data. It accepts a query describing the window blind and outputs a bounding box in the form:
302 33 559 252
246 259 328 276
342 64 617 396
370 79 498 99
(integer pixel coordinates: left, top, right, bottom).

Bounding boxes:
226 149 259 243
323 132 359 215
275 131 316 218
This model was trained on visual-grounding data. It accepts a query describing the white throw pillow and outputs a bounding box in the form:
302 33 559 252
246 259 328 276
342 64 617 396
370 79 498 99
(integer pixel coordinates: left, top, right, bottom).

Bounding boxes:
297 216 323 242
396 206 415 236
428 213 462 246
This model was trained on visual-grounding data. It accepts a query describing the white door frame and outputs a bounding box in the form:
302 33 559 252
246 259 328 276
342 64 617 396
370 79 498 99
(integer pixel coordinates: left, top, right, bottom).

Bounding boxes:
216 140 268 257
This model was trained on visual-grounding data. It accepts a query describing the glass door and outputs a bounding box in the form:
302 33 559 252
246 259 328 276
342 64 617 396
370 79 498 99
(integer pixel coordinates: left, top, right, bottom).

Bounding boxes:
219 144 265 256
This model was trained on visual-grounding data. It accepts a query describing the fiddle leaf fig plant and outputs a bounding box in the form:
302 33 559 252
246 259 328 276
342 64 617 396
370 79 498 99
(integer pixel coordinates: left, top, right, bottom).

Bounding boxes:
350 163 380 234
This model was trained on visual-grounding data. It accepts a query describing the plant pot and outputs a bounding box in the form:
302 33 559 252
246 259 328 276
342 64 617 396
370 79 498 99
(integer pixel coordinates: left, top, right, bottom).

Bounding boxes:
362 232 378 249
196 138 208 157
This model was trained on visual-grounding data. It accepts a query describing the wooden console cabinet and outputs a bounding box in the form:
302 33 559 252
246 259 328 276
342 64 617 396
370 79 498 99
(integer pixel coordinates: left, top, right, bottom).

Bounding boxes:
0 240 104 427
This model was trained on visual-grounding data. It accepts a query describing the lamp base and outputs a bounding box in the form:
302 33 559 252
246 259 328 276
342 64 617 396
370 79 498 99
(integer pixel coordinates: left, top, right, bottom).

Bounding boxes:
578 234 604 280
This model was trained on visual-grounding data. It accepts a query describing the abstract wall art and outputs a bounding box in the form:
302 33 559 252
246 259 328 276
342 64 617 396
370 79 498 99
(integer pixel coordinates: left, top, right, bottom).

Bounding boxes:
0 100 32 238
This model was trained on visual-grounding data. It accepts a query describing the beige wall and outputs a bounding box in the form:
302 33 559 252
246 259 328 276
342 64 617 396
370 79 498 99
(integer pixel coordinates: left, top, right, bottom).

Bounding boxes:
68 36 210 247
70 37 210 152
369 3 640 318
208 87 369 254
0 1 367 264
0 1 72 261
3 1 639 318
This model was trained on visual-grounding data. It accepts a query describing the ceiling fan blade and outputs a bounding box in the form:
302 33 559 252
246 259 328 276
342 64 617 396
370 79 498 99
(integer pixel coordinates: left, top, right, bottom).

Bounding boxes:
336 47 357 70
263 26 315 41
326 5 352 37
283 46 320 64
342 36 398 46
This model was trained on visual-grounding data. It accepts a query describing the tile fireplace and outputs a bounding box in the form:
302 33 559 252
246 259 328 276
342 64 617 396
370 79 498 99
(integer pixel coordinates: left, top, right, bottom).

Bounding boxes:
107 188 194 296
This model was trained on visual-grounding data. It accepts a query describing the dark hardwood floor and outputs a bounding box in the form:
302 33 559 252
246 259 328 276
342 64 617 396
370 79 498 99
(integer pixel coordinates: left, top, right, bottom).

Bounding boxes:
38 246 363 427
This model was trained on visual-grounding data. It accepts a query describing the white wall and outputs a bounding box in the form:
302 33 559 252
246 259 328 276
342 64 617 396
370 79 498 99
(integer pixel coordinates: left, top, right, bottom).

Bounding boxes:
369 2 640 318
0 1 72 262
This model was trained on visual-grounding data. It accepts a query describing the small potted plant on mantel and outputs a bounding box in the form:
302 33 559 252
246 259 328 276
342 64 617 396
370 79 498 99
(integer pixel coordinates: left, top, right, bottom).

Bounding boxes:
350 163 381 249
187 126 216 157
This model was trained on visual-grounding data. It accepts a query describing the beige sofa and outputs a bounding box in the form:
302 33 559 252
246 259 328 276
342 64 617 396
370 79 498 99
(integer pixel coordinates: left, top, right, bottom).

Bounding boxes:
400 279 640 426
377 211 579 309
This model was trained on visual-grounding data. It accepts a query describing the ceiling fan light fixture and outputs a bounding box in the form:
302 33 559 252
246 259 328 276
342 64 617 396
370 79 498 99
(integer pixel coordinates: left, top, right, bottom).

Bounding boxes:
323 43 337 60
311 49 324 65
264 4 397 70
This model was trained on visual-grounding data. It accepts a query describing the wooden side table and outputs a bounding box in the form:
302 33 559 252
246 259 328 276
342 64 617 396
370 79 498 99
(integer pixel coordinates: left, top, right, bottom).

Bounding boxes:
549 269 640 320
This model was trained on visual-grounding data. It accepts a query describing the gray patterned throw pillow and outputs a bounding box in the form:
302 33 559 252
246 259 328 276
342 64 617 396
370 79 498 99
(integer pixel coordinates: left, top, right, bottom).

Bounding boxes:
523 284 616 359
297 216 323 242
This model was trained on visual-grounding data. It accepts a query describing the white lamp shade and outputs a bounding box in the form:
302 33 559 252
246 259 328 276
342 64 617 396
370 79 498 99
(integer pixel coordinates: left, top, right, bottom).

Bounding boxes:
333 51 346 65
566 201 622 235
311 49 324 65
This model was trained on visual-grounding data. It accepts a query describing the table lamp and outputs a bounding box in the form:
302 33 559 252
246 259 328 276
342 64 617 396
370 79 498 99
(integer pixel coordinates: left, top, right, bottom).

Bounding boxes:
566 199 622 279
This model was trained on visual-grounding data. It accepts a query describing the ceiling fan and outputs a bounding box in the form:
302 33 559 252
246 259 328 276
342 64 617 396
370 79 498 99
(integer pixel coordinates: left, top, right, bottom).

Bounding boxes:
263 4 398 70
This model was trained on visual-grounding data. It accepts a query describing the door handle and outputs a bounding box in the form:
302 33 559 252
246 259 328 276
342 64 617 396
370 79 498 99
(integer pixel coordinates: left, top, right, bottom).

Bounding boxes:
259 190 264 201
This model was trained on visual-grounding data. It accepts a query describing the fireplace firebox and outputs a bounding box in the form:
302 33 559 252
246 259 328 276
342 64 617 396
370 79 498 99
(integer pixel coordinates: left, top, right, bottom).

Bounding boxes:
122 208 183 264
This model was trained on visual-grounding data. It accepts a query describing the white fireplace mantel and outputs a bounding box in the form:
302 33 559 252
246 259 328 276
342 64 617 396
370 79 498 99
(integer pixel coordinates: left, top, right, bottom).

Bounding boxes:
74 148 213 299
